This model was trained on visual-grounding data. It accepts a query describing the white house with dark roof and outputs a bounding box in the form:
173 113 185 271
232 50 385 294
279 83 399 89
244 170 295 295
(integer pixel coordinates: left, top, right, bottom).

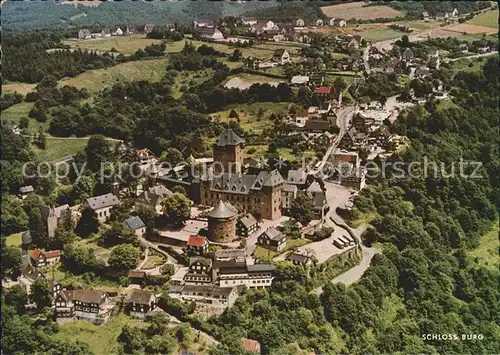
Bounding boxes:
272 48 290 64
136 184 172 213
83 193 120 222
236 214 259 237
124 216 146 237
125 289 157 319
18 185 34 199
257 227 287 252
286 252 315 266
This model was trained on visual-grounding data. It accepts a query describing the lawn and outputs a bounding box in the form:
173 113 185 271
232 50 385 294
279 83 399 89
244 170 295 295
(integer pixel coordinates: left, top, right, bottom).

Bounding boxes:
2 82 36 95
58 58 169 94
469 221 499 271
243 144 268 159
466 9 499 29
171 69 214 99
210 102 291 134
51 314 148 355
359 27 404 42
64 34 163 55
1 102 34 127
33 138 89 161
277 148 316 163
5 233 21 247
253 238 311 260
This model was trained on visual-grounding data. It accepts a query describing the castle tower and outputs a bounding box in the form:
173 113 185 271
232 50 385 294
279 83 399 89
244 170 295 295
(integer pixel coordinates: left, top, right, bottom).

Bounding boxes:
207 201 237 243
213 128 245 174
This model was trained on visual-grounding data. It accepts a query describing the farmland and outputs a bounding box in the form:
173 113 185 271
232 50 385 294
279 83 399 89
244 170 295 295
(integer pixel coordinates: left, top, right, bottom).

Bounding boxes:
223 74 283 90
32 137 89 161
2 82 36 95
466 9 499 29
64 34 164 55
58 58 169 94
321 2 404 20
444 23 498 35
358 27 404 42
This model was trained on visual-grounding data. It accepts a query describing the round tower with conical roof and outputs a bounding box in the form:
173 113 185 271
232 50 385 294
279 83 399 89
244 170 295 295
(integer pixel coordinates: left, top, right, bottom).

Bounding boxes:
207 200 237 242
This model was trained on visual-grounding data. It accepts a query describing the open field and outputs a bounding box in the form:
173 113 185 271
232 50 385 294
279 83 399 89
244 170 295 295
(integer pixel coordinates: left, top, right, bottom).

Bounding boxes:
469 221 499 271
51 314 148 355
466 9 499 29
64 34 163 55
444 23 498 35
32 137 89 161
1 102 34 126
211 102 291 134
2 82 36 95
58 58 169 94
5 233 21 247
427 28 462 39
277 148 316 162
358 27 403 42
171 69 214 98
393 20 442 31
224 74 283 90
321 3 404 20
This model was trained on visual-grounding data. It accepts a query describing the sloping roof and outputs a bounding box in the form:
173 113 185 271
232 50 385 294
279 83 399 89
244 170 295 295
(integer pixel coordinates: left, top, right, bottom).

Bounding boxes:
124 216 146 230
283 183 298 193
189 257 212 267
21 230 32 244
29 249 41 259
314 86 331 94
208 201 237 219
273 48 286 57
287 169 307 184
287 252 311 263
149 185 172 197
255 170 284 188
214 128 245 147
85 193 119 211
260 227 284 241
214 249 245 259
62 289 106 304
43 250 61 259
187 235 207 247
247 264 276 272
307 181 323 193
125 289 155 305
291 76 309 85
295 108 309 117
242 338 261 353
238 214 257 229
19 186 34 194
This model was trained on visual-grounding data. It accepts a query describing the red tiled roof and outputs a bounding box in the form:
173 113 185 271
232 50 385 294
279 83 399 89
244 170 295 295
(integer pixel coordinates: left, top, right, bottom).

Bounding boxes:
295 108 309 117
30 249 41 259
43 250 61 259
314 86 331 94
187 235 207 247
242 338 261 353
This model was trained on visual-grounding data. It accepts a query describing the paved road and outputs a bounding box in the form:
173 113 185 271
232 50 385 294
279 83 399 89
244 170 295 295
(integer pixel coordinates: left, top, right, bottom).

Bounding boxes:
443 51 498 62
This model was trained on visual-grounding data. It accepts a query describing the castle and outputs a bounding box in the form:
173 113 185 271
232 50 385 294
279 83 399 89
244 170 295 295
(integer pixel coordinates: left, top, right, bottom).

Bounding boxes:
158 128 285 220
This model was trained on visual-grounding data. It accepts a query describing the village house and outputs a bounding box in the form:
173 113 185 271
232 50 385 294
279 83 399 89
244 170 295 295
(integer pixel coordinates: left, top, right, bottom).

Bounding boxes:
194 19 215 28
293 108 309 127
286 169 308 189
18 185 34 199
421 12 430 21
41 204 70 238
55 289 114 325
128 270 146 285
339 127 368 150
401 47 414 61
281 183 298 213
29 249 61 267
82 193 120 223
286 252 315 266
316 19 324 27
125 25 135 35
257 227 287 252
347 38 360 50
78 29 91 40
135 148 157 167
186 235 209 256
272 48 291 64
144 24 154 34
251 20 279 34
123 216 146 237
332 18 347 27
236 214 259 237
314 86 343 106
184 257 213 285
296 18 305 27
309 73 325 87
101 28 111 38
111 27 123 36
415 66 431 78
193 27 225 41
136 184 172 213
125 289 157 319
241 17 258 26
369 125 393 147
21 230 32 250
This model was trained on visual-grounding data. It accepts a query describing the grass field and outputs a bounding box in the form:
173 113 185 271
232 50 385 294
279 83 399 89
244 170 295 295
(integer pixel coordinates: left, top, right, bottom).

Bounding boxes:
171 69 214 98
469 221 499 271
253 238 311 260
1 102 34 126
359 27 405 42
2 82 36 95
52 314 148 355
321 3 404 20
211 102 291 134
58 58 169 94
64 35 163 55
277 148 316 162
466 9 499 29
5 233 21 247
393 20 441 31
224 74 284 90
142 254 165 269
33 137 89 161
